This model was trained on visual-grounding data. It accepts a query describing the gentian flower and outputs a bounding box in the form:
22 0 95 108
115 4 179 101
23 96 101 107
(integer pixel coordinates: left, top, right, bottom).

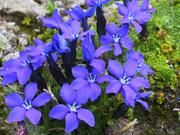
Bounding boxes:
0 51 34 85
71 59 112 101
116 0 153 33
65 6 95 20
82 33 95 62
106 59 150 107
24 38 55 69
5 83 51 125
135 91 151 110
65 6 95 31
52 33 71 53
41 9 63 31
49 83 95 133
86 0 110 8
95 23 133 57
126 51 153 76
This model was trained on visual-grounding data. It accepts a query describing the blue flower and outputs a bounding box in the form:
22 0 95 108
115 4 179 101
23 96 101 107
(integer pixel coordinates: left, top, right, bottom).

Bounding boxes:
65 6 95 20
0 51 34 85
71 59 112 101
116 0 154 33
86 0 110 8
41 9 63 31
126 51 153 76
52 33 71 53
49 83 95 133
106 59 150 107
24 38 54 69
95 23 133 57
5 83 51 125
82 33 95 62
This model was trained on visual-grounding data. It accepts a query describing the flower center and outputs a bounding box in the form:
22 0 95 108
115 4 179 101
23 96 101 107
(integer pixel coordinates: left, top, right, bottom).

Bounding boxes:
128 14 135 21
68 103 81 112
22 100 32 110
21 59 30 67
120 75 131 85
113 35 120 43
87 73 96 83
72 33 79 39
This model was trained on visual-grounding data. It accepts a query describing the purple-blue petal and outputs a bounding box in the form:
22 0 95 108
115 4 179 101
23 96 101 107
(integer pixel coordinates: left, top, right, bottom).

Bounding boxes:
65 112 79 134
32 92 51 107
108 59 123 78
130 77 150 90
100 33 113 45
5 93 23 108
106 80 121 94
26 108 41 125
77 108 95 127
116 3 128 16
96 75 114 84
124 60 137 77
24 83 38 100
95 45 113 58
136 99 149 110
60 84 76 104
122 85 136 107
131 21 142 33
90 59 105 74
76 86 89 105
72 66 89 79
49 104 69 120
16 67 32 85
8 107 26 123
113 43 122 56
2 73 17 85
121 36 133 50
89 83 101 101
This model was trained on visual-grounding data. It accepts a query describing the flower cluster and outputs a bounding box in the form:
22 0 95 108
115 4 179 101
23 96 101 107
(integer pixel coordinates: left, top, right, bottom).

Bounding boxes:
0 0 155 134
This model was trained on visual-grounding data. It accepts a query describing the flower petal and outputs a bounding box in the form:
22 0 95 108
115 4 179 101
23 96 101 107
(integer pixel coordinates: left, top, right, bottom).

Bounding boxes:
100 33 113 45
106 23 119 35
49 104 69 120
121 36 133 50
76 85 89 105
113 43 122 56
89 83 101 101
8 107 26 123
65 112 79 134
16 67 32 85
116 3 128 16
131 21 142 33
108 59 123 78
32 92 51 107
60 84 76 104
96 75 114 84
71 78 89 90
26 108 41 125
122 85 136 107
130 77 150 90
95 45 113 58
90 59 105 74
24 83 38 100
77 108 95 127
72 66 88 78
2 73 17 85
106 80 121 94
5 93 23 108
124 60 137 77
136 99 149 110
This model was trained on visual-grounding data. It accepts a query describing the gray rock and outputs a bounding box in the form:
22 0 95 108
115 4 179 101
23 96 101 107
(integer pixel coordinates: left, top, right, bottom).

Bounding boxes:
0 0 46 16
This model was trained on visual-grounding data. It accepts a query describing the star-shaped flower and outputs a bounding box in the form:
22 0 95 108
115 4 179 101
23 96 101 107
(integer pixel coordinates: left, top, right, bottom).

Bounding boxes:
5 83 51 125
49 83 95 133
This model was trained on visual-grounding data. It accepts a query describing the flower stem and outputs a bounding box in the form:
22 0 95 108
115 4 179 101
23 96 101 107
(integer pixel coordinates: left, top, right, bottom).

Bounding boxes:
17 121 28 135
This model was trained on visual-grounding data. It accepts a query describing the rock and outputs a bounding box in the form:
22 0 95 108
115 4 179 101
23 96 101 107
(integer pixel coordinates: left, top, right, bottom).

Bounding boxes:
0 0 46 17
